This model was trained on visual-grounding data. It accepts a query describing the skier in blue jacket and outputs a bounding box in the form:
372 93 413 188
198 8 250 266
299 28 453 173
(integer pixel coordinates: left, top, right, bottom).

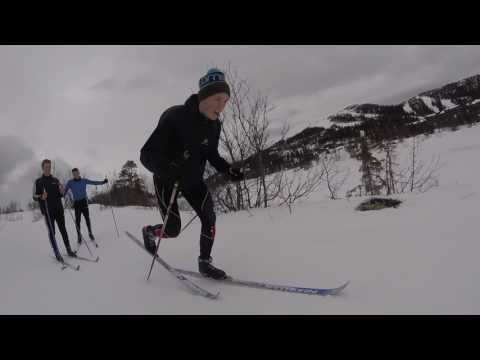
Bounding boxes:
64 168 108 244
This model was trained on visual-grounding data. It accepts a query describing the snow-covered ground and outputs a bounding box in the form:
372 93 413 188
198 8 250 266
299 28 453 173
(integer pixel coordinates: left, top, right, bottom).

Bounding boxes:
1 124 480 314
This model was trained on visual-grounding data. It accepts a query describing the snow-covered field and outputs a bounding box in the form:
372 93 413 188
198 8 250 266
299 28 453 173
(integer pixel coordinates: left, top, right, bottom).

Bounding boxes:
1 124 480 314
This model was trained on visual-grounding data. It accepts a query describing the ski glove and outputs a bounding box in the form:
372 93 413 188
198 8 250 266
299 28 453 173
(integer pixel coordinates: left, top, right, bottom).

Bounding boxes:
103 178 108 184
227 167 244 182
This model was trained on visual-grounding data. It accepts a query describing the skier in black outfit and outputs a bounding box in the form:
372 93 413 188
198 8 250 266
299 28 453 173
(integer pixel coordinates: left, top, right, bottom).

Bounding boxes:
33 159 77 261
140 68 244 280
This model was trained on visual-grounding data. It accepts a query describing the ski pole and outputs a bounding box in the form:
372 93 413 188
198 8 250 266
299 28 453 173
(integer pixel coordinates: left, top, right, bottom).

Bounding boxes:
106 179 120 238
146 181 179 281
158 193 198 235
63 197 95 259
180 213 198 235
43 189 62 261
155 187 199 236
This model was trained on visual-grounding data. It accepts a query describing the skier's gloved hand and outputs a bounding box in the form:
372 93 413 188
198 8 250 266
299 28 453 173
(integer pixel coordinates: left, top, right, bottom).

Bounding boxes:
103 178 108 184
227 167 244 182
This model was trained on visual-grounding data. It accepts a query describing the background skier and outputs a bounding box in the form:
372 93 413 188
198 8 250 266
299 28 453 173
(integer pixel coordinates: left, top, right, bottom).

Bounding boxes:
33 159 77 260
63 168 108 244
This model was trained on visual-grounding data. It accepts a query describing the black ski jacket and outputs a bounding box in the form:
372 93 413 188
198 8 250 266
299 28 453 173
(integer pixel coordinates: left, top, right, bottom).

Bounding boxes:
140 94 231 188
33 175 64 215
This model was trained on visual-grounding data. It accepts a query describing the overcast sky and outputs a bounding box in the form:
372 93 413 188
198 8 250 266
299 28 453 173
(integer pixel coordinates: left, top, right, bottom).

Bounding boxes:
1 45 480 207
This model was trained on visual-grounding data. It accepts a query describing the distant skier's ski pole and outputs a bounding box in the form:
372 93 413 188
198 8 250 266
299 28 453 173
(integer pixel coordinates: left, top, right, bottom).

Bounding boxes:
106 179 120 238
63 197 96 259
146 182 179 281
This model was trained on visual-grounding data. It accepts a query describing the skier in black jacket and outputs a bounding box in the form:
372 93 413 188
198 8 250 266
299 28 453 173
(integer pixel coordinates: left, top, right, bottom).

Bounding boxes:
33 159 77 261
140 68 244 280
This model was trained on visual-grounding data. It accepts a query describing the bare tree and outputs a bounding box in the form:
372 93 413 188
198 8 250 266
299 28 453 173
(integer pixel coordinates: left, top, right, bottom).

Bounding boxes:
348 131 383 197
214 63 281 212
377 140 398 195
399 137 442 193
277 168 326 214
321 153 350 200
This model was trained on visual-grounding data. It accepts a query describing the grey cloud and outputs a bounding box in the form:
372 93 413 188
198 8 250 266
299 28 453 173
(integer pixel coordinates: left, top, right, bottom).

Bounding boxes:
90 75 163 94
124 76 162 92
90 77 120 92
0 136 75 208
269 126 289 139
376 82 442 105
84 147 99 158
0 136 35 185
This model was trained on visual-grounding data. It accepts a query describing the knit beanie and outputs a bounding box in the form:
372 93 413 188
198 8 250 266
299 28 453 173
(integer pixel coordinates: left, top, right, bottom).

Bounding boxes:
198 68 230 101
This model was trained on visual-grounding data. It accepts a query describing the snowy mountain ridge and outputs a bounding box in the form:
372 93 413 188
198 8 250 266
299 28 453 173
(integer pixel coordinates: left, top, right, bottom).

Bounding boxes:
219 73 480 185
328 74 480 123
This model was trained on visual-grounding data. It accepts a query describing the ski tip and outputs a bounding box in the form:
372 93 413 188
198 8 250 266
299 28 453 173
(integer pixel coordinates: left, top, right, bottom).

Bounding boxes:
208 292 221 300
329 281 350 296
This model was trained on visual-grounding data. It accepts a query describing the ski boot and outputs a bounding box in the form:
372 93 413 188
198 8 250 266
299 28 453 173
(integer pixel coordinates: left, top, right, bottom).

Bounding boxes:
198 257 227 280
142 225 163 255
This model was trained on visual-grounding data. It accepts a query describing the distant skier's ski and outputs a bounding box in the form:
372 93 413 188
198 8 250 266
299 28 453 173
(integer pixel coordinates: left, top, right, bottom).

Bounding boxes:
77 240 99 251
63 261 80 271
63 254 99 263
125 231 220 300
174 269 349 297
51 257 80 271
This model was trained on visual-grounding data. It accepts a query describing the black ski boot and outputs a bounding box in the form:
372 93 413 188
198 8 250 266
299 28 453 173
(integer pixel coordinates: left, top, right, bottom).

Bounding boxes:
77 235 82 245
89 233 95 241
66 246 77 258
198 257 227 280
142 225 160 255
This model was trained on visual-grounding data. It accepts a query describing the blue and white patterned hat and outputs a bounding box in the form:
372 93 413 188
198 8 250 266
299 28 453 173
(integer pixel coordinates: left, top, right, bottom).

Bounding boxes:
198 68 230 101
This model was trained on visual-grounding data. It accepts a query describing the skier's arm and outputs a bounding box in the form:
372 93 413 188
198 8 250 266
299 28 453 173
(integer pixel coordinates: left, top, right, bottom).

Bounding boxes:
32 179 48 214
140 111 175 176
207 123 231 173
63 180 71 196
32 180 42 202
56 178 65 198
85 179 106 186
